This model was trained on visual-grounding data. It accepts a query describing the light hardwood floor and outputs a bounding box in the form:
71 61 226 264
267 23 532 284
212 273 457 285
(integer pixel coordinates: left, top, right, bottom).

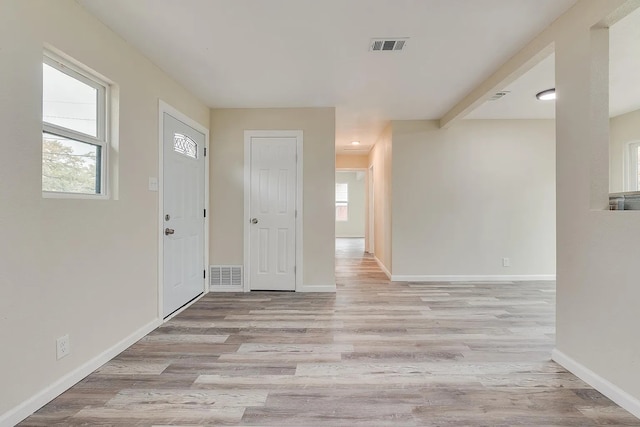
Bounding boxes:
20 238 639 426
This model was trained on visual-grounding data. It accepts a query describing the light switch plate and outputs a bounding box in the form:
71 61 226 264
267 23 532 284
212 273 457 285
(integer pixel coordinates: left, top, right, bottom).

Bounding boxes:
148 177 158 192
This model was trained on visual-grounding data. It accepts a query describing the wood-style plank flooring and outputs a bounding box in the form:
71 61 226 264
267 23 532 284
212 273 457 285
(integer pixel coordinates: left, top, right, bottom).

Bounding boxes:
20 238 639 426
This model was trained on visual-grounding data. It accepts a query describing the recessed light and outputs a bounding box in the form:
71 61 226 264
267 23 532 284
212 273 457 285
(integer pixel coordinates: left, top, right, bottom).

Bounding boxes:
536 88 556 101
351 141 360 145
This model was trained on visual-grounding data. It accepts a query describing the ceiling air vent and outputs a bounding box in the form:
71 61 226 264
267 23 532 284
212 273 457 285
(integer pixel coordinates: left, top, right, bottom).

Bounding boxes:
370 38 408 52
488 91 510 101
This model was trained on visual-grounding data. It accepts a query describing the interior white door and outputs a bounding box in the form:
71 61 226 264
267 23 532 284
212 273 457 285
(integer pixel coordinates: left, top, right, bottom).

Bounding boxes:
163 112 205 317
249 137 297 291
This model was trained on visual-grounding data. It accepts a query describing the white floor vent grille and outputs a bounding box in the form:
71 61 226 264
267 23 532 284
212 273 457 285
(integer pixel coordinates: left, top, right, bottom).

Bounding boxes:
210 265 243 289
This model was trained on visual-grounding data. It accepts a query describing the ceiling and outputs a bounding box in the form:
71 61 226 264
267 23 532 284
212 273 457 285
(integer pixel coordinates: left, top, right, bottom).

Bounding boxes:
80 0 578 153
466 54 556 120
469 6 640 120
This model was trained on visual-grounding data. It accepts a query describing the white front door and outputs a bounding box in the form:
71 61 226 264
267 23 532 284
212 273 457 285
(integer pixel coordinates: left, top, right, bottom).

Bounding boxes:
249 137 297 291
163 112 205 317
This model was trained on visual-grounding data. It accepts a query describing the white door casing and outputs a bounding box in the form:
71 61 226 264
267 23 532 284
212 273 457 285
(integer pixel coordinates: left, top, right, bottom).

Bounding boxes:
369 165 375 254
244 131 303 291
161 110 206 317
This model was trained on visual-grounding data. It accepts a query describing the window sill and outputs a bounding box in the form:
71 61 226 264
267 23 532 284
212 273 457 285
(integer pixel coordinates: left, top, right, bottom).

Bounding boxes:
42 191 109 200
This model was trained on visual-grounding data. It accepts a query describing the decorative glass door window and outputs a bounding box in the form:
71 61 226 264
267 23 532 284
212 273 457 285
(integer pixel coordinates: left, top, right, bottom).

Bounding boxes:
174 133 198 159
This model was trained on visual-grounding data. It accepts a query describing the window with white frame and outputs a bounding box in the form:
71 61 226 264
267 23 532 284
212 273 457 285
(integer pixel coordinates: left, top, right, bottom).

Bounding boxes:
336 182 349 221
42 52 108 196
626 141 640 191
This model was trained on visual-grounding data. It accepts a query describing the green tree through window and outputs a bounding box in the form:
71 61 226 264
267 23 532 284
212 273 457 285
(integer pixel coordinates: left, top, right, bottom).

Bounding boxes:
42 136 99 194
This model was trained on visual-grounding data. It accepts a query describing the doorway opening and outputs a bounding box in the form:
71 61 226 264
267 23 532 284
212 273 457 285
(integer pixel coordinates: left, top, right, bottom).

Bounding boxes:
335 169 368 262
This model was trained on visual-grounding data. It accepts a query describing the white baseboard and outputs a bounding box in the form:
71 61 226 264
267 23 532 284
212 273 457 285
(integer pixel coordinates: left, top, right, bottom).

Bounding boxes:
297 284 336 293
374 256 391 279
0 319 161 427
391 274 556 282
335 235 365 238
552 348 640 419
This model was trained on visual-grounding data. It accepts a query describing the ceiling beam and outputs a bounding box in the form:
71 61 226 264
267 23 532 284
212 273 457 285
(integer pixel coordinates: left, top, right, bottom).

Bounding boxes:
439 0 638 128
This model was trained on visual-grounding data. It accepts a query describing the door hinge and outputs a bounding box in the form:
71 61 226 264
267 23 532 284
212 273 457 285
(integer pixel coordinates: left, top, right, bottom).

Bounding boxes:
204 209 207 218
204 147 207 156
203 269 206 279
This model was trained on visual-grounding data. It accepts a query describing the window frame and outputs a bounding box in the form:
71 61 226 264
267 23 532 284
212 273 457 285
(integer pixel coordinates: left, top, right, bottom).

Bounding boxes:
42 50 109 199
624 141 640 192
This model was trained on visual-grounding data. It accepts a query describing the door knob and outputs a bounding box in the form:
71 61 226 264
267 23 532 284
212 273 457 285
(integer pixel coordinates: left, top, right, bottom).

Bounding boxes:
251 218 258 224
165 228 175 235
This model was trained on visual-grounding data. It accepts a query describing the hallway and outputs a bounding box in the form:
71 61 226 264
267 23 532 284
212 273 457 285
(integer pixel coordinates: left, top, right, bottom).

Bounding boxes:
20 240 638 425
335 237 383 285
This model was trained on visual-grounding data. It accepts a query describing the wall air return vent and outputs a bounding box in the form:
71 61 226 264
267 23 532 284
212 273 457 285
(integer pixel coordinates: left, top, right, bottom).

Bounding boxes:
210 265 243 290
488 91 510 101
370 38 409 52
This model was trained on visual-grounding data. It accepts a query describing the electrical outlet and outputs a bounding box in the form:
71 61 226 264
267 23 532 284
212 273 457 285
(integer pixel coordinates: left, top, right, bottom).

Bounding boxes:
502 257 511 267
56 335 70 360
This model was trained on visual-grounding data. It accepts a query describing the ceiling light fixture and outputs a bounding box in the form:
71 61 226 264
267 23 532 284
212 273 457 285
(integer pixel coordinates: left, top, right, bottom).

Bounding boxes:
536 88 556 101
351 141 360 145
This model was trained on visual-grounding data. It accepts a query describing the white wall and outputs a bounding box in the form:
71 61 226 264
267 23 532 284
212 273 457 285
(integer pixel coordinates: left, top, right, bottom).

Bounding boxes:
335 171 366 238
610 109 640 192
209 108 336 291
555 11 640 407
368 124 393 274
391 119 556 279
0 0 209 421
